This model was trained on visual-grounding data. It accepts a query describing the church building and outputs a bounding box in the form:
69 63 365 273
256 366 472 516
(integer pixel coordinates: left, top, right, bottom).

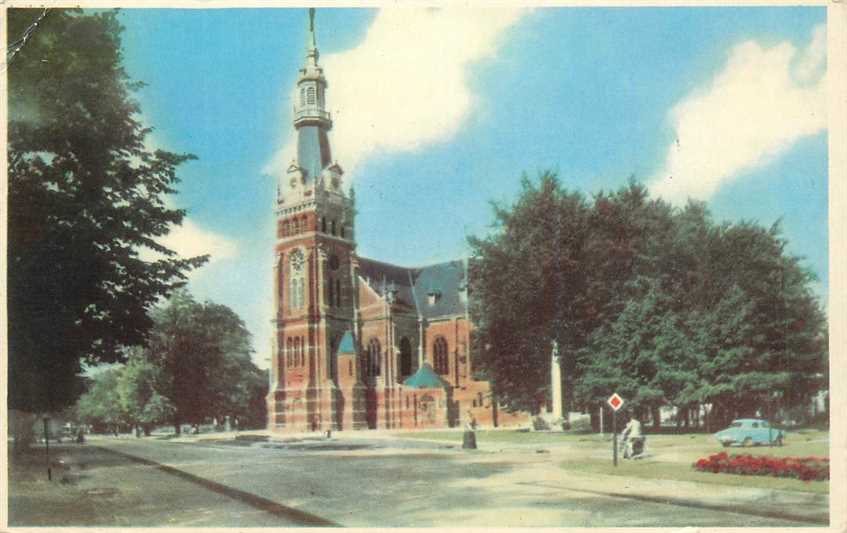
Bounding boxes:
267 10 527 432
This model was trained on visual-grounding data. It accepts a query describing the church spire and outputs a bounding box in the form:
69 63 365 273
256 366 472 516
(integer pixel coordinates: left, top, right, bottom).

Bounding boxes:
287 8 338 187
306 8 319 67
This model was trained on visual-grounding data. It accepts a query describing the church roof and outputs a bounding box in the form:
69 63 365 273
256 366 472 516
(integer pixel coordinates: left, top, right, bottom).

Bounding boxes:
403 363 450 390
337 330 356 354
356 257 468 319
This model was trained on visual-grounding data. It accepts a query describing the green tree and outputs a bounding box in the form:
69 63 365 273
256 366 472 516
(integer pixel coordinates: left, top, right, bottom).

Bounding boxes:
471 172 827 426
7 9 207 414
75 367 126 433
469 172 591 413
145 291 261 433
116 349 175 435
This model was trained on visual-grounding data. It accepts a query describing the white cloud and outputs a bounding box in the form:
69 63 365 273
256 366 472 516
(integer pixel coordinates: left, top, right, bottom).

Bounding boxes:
139 219 238 266
266 7 526 181
649 25 826 205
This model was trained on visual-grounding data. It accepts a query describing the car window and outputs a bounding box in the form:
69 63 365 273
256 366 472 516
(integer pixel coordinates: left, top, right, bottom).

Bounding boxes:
729 422 742 428
752 422 759 428
761 421 769 428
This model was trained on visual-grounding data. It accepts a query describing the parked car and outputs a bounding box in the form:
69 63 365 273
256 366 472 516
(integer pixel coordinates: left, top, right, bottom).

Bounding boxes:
714 418 784 447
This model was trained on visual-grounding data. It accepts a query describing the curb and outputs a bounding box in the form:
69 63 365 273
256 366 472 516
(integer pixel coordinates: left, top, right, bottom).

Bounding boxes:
93 445 340 527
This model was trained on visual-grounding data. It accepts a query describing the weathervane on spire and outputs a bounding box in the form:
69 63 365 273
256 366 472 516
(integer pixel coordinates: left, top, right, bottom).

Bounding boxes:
307 8 318 55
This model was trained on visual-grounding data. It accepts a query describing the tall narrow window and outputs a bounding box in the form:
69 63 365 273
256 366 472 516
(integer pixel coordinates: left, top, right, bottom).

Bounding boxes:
321 217 326 233
434 337 449 375
289 249 305 310
299 87 305 106
307 86 316 105
399 337 413 378
330 220 336 236
335 279 341 307
367 338 381 377
286 338 292 367
327 276 334 307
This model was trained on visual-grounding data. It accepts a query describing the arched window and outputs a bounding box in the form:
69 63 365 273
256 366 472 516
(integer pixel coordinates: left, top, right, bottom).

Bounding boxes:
307 86 316 105
434 337 449 375
300 337 306 366
330 220 336 236
340 226 345 239
321 217 326 233
282 220 290 237
367 338 381 377
348 360 353 377
399 337 413 378
289 250 305 311
327 276 334 307
300 87 306 106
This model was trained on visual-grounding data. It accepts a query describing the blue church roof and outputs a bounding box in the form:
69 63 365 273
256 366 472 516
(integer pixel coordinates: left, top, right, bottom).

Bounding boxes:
403 363 450 390
337 331 356 354
356 257 468 319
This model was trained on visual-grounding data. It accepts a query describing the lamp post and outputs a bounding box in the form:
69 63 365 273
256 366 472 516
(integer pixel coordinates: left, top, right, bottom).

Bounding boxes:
42 417 52 481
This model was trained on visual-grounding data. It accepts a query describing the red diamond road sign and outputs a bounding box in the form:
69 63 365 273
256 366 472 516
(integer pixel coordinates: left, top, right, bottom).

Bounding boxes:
607 393 624 411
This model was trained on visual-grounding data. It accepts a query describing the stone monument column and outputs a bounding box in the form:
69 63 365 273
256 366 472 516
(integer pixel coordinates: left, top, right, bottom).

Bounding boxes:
551 340 563 421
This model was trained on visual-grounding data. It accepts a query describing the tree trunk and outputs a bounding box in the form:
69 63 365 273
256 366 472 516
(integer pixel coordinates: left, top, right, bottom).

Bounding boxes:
651 406 661 430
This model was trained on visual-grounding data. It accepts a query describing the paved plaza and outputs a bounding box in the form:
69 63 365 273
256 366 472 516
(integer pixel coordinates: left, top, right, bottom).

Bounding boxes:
7 431 829 527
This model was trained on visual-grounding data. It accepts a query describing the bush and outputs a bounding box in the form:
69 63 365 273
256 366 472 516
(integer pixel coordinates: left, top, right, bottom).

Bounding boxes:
693 452 829 482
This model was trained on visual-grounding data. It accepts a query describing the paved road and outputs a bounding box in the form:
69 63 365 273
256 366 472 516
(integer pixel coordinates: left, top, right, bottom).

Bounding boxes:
89 436 822 527
8 444 309 527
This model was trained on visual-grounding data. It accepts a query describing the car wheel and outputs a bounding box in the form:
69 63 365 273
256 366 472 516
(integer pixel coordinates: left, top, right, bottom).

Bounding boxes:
721 441 731 448
743 437 753 447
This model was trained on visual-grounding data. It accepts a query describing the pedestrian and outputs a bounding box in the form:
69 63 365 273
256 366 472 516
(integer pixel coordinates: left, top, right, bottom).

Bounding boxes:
621 415 644 459
463 410 478 450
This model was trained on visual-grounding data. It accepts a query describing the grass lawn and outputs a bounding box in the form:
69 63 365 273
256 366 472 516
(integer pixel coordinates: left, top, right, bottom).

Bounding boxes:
559 457 829 494
393 429 598 445
394 429 830 494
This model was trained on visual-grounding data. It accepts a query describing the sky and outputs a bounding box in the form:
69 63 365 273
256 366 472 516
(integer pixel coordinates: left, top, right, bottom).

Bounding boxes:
117 7 828 368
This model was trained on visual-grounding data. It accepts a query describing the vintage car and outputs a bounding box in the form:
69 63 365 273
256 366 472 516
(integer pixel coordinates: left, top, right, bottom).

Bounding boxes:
714 418 784 447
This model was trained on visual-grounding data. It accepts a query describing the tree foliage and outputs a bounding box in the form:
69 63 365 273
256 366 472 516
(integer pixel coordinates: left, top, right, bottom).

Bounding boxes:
7 9 207 412
469 172 827 421
145 291 267 432
74 293 268 432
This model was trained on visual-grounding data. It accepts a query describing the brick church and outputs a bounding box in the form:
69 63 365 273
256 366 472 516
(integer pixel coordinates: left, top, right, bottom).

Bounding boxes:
267 10 526 433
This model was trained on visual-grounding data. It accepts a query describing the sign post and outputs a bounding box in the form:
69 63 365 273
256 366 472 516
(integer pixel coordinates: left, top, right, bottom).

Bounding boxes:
607 393 625 467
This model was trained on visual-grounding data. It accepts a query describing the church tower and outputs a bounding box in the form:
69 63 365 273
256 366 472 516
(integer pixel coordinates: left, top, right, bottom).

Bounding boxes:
269 9 357 432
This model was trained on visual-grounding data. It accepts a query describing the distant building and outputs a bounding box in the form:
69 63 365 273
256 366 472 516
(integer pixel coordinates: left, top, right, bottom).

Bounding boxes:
267 10 527 432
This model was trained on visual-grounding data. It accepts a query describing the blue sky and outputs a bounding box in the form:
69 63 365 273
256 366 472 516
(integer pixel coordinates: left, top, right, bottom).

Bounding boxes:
118 7 828 368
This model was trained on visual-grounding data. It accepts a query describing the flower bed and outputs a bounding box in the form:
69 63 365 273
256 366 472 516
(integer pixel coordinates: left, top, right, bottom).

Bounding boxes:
693 452 829 482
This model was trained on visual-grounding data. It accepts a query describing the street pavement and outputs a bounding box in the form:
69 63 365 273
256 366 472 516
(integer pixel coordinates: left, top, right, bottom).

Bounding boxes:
77 433 828 527
8 443 311 527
